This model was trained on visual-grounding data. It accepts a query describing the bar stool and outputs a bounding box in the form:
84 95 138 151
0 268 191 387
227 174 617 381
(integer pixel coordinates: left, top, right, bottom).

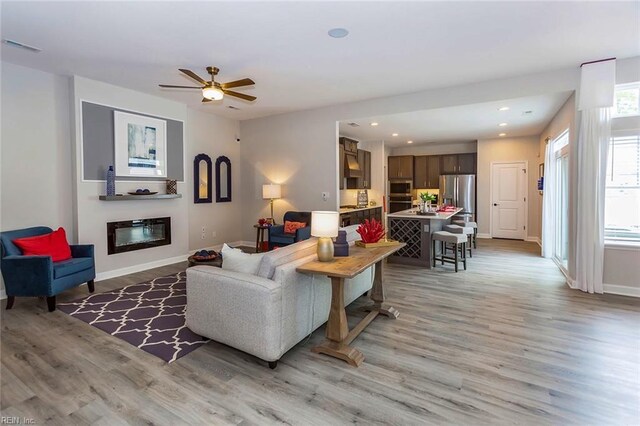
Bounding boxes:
444 224 474 258
432 231 467 272
453 220 478 248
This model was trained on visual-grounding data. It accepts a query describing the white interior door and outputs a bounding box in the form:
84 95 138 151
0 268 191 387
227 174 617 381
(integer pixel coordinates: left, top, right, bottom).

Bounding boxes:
491 162 527 239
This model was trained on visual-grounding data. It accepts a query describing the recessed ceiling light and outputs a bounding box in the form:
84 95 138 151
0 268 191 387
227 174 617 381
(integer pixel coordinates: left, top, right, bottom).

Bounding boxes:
498 122 508 127
328 28 349 38
499 133 507 137
370 122 379 126
407 140 413 144
392 133 398 137
498 106 510 111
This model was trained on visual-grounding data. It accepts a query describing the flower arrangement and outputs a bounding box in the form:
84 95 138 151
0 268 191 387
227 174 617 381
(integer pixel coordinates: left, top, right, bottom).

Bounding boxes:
420 192 437 203
356 218 386 243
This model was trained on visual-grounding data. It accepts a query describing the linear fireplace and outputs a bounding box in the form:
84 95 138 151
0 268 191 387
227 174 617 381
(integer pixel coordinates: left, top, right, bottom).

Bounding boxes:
107 217 171 255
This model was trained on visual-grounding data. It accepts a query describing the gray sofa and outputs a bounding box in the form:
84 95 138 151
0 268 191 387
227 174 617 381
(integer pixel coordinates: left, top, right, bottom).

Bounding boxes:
185 226 372 368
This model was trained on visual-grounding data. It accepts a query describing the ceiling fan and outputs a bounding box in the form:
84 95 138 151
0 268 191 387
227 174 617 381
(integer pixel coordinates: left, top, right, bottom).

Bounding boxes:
159 66 256 103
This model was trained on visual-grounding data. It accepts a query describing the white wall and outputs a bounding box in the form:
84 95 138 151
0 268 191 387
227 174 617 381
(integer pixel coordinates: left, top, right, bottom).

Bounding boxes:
390 141 477 156
476 136 540 239
186 108 242 250
1 63 74 237
239 65 581 241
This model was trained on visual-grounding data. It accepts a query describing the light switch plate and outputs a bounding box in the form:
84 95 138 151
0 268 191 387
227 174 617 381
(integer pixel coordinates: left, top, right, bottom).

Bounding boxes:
322 192 329 201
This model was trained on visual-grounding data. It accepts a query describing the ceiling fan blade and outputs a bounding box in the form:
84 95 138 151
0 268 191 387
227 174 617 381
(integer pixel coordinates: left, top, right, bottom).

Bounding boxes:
202 97 212 103
179 68 208 85
223 90 256 102
221 78 255 89
159 84 202 89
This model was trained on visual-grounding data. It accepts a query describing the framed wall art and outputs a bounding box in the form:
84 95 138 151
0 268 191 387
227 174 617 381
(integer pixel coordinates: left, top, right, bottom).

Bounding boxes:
114 111 167 178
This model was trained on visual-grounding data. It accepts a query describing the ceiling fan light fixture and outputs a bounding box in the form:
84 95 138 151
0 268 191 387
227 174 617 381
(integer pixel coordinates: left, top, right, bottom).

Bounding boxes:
202 86 224 100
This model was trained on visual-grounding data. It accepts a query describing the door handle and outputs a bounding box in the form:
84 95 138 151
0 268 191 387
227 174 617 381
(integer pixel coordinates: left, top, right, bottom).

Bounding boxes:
493 203 499 206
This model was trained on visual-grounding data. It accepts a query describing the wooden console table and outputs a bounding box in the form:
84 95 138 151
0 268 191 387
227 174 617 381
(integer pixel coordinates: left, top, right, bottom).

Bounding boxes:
296 243 405 367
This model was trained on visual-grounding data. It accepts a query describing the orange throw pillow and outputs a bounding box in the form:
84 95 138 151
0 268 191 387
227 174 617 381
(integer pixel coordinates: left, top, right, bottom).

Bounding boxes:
13 227 72 262
284 221 307 234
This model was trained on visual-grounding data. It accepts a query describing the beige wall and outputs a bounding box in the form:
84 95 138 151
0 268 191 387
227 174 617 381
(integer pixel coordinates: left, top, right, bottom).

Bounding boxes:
476 136 541 239
186 108 242 250
390 141 477 156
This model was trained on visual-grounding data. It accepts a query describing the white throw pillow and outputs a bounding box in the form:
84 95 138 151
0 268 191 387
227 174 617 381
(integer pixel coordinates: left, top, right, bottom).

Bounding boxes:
221 243 264 275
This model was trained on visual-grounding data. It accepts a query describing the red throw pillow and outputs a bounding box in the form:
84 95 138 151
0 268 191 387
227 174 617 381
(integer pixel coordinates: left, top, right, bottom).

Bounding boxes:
13 227 72 262
283 221 307 234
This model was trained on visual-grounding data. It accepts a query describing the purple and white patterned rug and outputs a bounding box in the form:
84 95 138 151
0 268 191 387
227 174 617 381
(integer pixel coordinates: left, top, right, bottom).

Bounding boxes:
58 271 208 363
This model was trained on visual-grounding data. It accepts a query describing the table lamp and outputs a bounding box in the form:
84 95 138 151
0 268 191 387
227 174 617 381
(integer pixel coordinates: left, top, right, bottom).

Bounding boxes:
311 211 339 262
262 184 282 223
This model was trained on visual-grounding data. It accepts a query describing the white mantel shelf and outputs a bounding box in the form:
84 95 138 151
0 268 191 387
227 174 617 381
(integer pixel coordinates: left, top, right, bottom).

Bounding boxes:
99 194 183 201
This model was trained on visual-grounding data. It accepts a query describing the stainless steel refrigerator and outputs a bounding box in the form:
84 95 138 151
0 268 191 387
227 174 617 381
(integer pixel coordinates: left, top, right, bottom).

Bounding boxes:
439 174 476 220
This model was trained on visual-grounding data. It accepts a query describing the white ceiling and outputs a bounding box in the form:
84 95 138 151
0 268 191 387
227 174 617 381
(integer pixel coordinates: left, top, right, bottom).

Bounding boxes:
2 2 638 120
339 91 572 146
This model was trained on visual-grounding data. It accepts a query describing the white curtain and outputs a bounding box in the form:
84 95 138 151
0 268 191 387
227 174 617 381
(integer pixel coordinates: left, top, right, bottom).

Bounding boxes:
573 59 615 293
575 108 611 293
541 142 556 258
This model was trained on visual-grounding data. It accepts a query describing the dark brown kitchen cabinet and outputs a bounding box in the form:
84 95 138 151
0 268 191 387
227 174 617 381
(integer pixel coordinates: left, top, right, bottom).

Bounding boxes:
427 155 441 187
440 153 476 174
346 149 371 189
457 153 476 174
339 207 383 227
339 144 345 190
388 155 414 179
339 137 358 154
414 156 428 188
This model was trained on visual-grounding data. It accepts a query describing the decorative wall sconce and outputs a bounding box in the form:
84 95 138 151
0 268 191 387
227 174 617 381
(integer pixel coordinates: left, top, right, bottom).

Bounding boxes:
194 153 212 203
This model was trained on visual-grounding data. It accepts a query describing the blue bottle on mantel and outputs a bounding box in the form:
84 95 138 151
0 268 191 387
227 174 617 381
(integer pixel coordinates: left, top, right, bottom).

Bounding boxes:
106 166 115 196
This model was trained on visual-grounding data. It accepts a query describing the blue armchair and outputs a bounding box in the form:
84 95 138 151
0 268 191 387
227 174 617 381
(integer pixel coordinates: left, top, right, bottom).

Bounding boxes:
268 211 312 250
0 227 96 312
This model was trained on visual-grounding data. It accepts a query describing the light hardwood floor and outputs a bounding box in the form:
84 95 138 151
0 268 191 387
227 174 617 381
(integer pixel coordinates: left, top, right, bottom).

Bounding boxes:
1 239 638 425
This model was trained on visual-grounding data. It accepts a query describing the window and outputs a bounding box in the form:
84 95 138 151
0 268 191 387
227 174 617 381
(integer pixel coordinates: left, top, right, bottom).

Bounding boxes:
612 82 640 117
605 131 640 242
553 130 569 268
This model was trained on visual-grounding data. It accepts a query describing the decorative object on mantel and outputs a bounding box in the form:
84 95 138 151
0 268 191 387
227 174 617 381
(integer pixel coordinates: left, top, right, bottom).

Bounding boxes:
194 154 212 203
106 165 116 196
311 211 339 262
333 230 349 257
114 111 167 178
355 218 398 248
127 189 158 195
166 179 177 194
262 183 282 224
215 156 232 203
58 272 208 363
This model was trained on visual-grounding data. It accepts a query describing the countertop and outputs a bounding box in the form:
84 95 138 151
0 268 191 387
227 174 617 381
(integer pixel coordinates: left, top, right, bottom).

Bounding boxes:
339 206 383 214
387 207 463 220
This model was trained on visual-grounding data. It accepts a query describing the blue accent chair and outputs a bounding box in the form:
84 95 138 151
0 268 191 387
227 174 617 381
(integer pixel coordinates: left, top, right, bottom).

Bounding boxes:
268 211 312 250
0 227 96 312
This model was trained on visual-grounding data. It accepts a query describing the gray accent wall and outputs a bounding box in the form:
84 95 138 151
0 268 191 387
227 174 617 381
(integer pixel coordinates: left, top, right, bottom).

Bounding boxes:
82 101 184 181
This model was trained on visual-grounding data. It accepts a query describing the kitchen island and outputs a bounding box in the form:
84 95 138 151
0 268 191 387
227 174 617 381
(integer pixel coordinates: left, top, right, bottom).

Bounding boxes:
387 207 463 268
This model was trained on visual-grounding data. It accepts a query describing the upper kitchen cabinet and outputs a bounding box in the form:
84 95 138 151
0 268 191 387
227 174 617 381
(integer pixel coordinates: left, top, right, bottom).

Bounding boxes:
427 155 441 187
340 137 358 154
347 149 371 189
440 153 476 174
414 156 428 188
457 153 476 174
388 155 414 179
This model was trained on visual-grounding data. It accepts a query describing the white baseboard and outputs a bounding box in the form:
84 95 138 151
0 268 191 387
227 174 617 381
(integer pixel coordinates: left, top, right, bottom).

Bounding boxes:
525 236 542 246
603 284 640 297
477 233 491 239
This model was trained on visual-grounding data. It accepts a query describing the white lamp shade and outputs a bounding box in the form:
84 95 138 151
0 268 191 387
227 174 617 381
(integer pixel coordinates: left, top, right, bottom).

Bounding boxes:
311 211 339 238
262 184 281 199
